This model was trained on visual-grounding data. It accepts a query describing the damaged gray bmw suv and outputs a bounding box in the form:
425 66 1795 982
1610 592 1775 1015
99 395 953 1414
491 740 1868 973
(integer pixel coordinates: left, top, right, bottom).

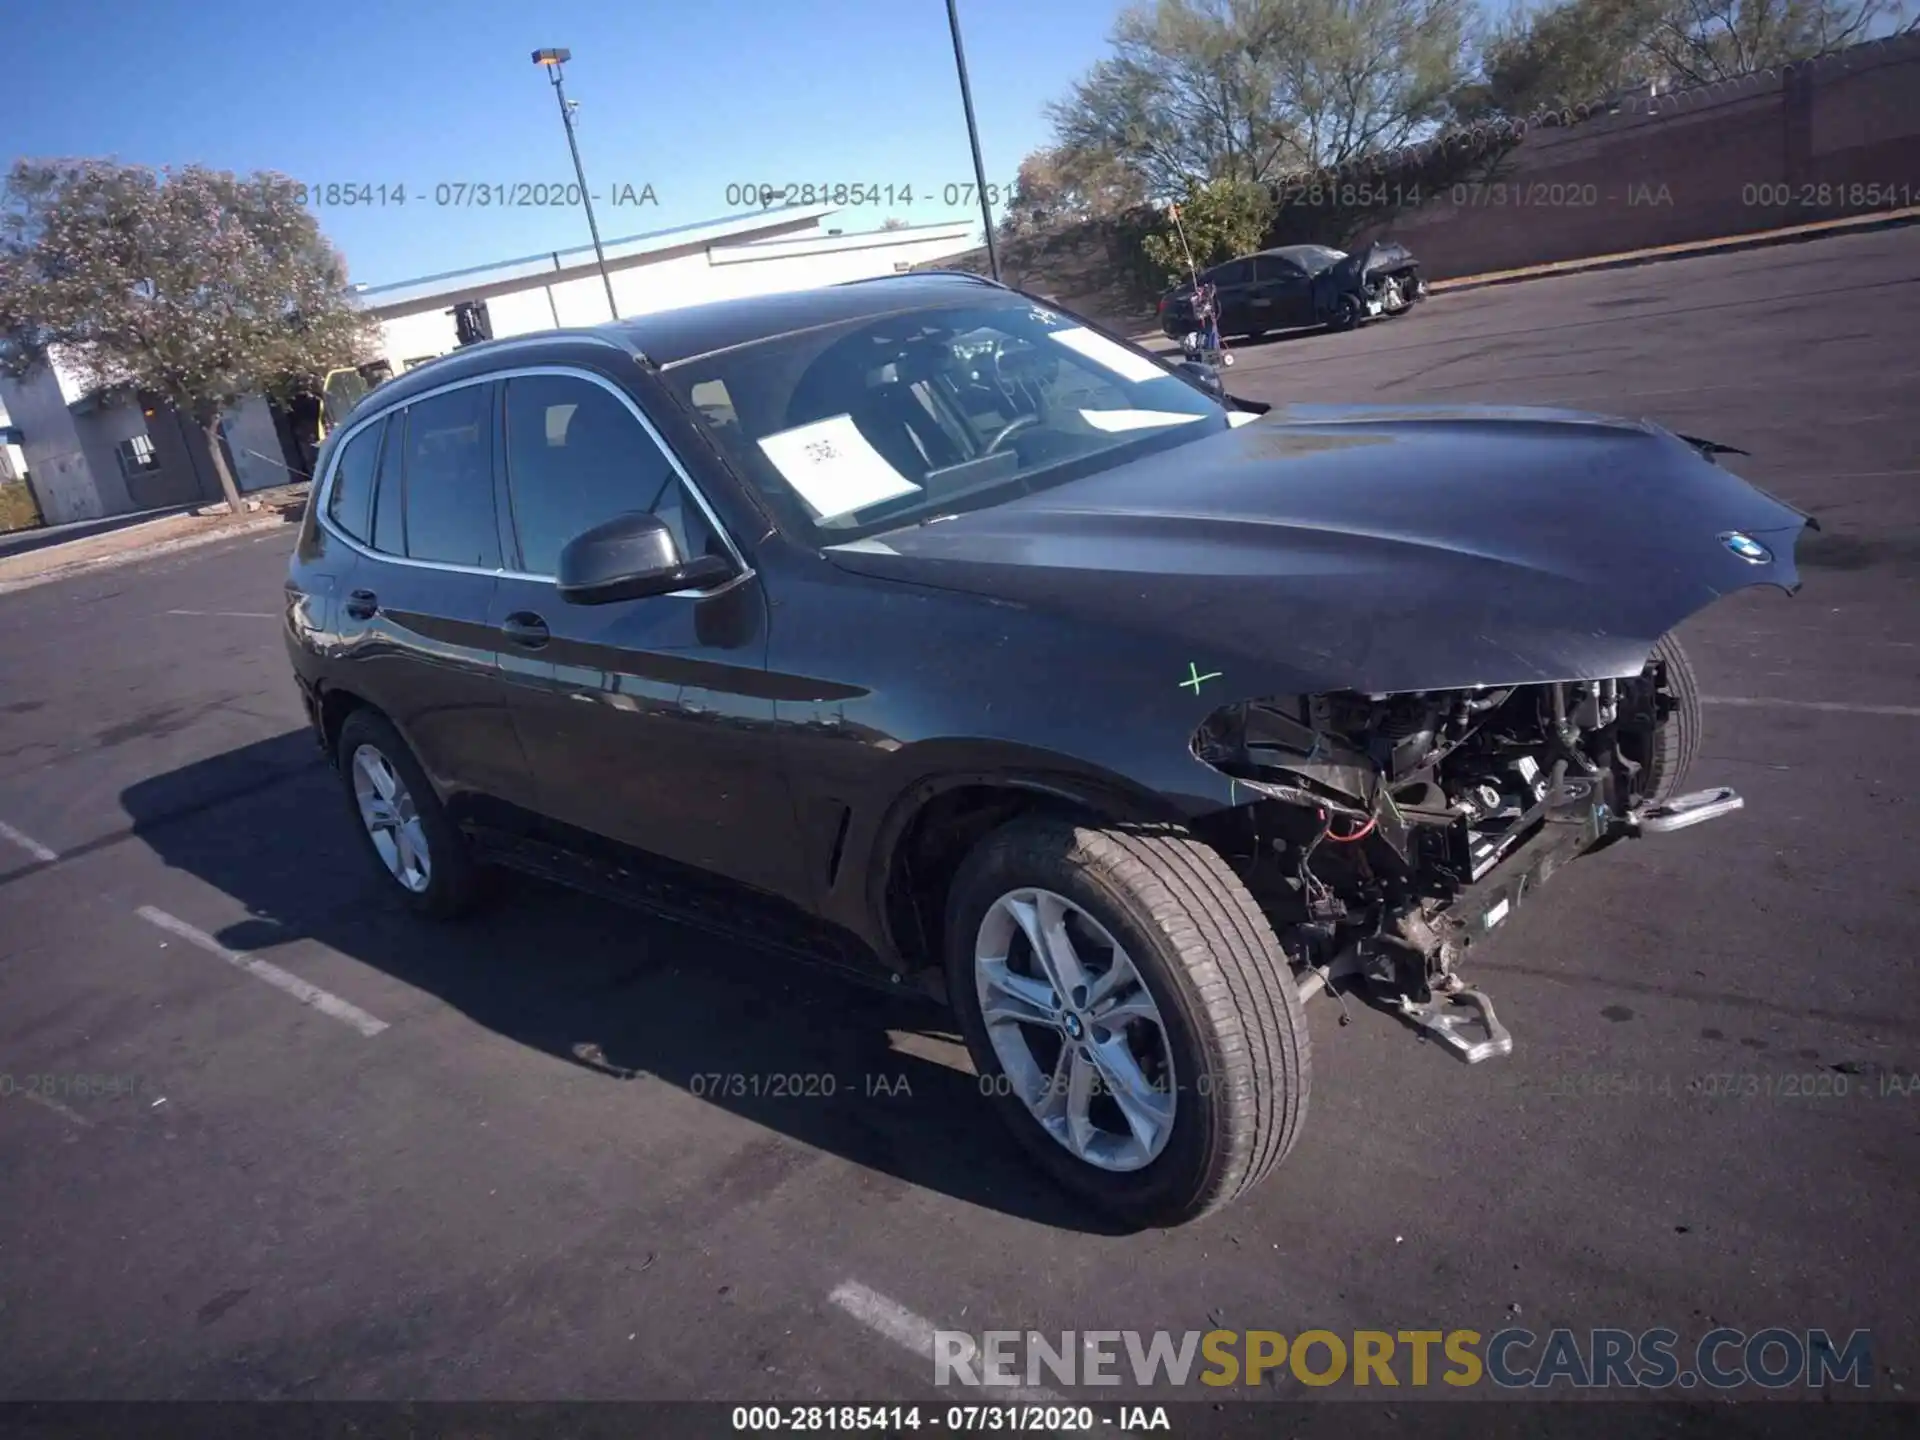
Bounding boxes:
285 272 1813 1228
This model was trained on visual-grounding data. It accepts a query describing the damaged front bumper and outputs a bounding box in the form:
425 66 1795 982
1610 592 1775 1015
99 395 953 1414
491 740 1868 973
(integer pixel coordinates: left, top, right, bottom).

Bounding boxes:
1293 782 1745 1062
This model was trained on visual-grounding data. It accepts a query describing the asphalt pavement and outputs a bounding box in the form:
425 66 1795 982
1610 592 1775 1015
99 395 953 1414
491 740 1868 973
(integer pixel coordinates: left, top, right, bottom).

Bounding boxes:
1 228 1916 1416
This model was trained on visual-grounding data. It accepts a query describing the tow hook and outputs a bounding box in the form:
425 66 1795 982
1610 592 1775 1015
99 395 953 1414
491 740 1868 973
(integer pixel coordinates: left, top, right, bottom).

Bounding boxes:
1624 786 1745 835
1299 941 1517 1064
1395 981 1515 1064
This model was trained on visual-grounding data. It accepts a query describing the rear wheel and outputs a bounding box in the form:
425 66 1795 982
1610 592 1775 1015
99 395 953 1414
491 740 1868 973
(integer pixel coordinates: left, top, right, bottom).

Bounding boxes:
336 709 482 919
945 817 1310 1229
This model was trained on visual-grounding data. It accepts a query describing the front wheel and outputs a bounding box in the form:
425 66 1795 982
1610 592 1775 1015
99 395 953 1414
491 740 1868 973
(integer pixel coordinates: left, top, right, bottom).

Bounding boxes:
1638 630 1702 804
1327 294 1364 331
945 818 1310 1228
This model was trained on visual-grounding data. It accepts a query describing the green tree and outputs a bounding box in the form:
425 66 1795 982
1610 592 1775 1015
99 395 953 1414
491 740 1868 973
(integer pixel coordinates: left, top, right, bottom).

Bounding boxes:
0 159 377 514
1048 0 1472 200
1139 178 1278 287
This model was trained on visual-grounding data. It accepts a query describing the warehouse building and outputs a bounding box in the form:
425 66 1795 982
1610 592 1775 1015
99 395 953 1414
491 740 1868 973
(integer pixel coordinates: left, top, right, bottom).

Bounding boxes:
363 206 977 370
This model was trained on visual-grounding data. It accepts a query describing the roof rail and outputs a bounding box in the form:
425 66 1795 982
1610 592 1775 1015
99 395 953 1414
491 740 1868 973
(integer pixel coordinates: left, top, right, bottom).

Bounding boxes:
833 269 1007 289
390 329 637 380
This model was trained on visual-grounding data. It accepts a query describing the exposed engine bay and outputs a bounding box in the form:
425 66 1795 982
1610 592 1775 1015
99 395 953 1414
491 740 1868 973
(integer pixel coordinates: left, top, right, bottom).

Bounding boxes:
1313 240 1427 325
1192 655 1740 1061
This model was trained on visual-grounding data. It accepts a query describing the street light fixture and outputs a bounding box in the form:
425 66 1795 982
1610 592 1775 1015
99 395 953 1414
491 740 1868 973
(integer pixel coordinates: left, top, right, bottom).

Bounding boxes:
532 47 620 321
944 0 1001 283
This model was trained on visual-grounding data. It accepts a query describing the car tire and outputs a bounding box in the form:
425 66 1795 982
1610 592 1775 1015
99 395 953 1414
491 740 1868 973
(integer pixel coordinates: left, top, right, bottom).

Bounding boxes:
1641 630 1702 804
336 709 483 919
945 816 1310 1229
1327 294 1363 331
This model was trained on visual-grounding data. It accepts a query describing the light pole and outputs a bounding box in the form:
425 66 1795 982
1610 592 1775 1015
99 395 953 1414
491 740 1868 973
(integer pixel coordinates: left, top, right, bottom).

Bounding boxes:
532 47 619 321
944 0 1000 282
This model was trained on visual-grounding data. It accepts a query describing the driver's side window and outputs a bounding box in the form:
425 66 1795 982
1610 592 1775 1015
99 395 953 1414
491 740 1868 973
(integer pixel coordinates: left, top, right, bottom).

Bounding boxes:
501 373 721 576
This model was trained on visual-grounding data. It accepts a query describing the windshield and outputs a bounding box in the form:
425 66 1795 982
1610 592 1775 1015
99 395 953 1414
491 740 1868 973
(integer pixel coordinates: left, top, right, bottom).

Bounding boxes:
1286 246 1348 274
659 298 1228 545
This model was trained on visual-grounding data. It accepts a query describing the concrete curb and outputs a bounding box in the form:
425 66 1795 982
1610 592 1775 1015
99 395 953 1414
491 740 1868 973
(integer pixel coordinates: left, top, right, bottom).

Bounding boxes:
0 502 203 561
0 509 297 597
1429 206 1920 294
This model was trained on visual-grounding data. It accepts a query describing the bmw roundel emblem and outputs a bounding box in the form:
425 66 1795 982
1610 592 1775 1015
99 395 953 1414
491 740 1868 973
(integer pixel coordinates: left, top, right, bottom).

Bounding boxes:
1720 531 1773 565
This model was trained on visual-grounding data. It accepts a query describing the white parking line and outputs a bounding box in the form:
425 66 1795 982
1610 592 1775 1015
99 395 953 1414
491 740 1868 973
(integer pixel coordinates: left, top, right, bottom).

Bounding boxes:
19 1089 92 1128
0 819 58 864
134 906 389 1037
1703 696 1920 718
166 609 276 618
828 1280 1067 1404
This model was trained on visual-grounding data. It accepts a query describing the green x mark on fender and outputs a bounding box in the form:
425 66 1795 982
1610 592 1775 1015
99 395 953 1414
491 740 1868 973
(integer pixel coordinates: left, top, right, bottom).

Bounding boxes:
1180 662 1223 695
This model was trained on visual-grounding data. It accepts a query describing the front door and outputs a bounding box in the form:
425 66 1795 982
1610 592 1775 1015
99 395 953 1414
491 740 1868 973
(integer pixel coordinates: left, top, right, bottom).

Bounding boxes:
489 368 810 906
1252 255 1315 327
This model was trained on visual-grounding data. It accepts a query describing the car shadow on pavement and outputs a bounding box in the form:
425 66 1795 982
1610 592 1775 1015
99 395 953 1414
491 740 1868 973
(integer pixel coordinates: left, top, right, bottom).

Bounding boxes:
121 730 1128 1235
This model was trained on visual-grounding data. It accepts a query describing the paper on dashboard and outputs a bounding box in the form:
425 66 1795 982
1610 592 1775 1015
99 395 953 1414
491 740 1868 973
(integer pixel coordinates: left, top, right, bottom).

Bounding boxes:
1046 327 1169 385
757 415 923 521
1078 408 1210 433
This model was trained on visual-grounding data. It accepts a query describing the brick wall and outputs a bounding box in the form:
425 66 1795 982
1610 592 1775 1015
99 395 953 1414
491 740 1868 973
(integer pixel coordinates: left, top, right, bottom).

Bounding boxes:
1355 32 1920 280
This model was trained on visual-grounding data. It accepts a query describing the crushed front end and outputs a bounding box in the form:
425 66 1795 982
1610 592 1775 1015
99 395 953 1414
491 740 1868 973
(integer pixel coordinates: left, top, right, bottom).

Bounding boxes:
1190 659 1738 1061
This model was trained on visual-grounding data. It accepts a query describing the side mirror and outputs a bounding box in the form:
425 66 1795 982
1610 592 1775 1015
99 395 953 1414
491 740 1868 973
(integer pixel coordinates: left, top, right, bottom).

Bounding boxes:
556 511 735 605
1174 358 1225 400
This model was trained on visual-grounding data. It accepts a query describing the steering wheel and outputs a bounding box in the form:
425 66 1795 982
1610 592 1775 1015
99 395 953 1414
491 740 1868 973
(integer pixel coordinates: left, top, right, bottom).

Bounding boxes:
984 412 1041 455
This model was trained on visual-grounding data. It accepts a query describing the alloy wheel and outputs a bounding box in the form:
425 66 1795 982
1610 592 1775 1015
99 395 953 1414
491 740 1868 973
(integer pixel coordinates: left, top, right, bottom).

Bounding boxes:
973 887 1177 1172
350 743 432 893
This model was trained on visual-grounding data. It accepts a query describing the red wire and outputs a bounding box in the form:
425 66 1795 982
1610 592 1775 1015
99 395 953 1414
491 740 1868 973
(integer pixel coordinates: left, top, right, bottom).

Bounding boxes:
1327 814 1376 843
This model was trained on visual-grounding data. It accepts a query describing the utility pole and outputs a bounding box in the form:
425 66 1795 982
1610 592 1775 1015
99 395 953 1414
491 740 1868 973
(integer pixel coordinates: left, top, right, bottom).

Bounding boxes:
533 48 619 321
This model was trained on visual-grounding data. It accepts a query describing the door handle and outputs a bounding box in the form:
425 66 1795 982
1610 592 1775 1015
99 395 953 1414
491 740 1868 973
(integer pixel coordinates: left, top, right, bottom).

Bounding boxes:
345 589 378 620
501 611 550 649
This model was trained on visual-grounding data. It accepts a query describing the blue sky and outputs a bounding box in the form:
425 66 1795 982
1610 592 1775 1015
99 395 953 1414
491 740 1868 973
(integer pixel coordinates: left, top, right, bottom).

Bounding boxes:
9 0 1131 288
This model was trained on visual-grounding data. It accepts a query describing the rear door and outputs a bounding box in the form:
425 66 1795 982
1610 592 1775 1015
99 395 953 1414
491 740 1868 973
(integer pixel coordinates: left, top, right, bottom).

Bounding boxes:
488 367 810 902
1206 258 1257 335
325 379 532 816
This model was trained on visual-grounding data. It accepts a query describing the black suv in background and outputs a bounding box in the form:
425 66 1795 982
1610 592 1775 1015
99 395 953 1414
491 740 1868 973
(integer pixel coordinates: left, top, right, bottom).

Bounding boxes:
1159 242 1427 339
285 273 1805 1227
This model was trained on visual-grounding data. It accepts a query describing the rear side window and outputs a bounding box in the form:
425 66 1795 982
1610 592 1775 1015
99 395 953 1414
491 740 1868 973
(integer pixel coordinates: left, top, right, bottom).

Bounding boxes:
1208 259 1252 285
398 385 499 568
325 421 382 543
370 410 406 556
502 373 721 576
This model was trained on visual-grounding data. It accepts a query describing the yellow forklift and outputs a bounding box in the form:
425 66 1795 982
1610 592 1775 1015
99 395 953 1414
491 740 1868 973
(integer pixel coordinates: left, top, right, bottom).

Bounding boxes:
314 301 492 443
315 360 396 443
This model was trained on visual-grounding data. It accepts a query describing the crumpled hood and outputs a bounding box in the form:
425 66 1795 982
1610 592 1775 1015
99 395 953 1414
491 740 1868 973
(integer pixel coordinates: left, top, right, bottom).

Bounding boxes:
823 403 1812 694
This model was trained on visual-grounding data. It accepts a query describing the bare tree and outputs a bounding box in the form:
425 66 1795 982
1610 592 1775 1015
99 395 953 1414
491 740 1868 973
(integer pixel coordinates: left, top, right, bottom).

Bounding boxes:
1640 0 1906 84
1462 0 1911 117
1003 145 1151 234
